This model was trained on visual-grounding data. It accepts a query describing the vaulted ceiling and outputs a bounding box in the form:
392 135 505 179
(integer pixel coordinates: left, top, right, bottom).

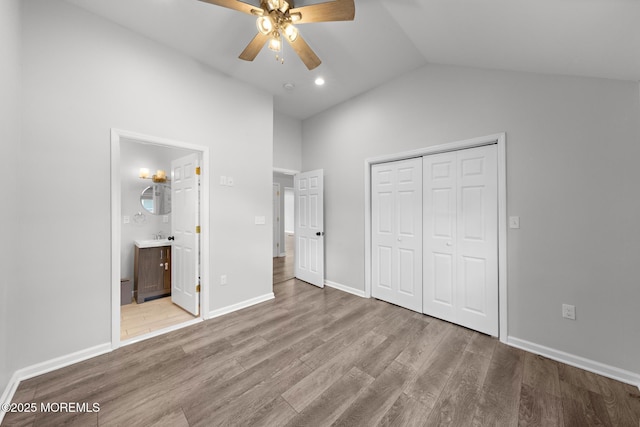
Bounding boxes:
65 0 640 119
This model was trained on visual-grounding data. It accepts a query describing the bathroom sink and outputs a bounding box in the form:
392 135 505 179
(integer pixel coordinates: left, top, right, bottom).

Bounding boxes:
135 239 172 248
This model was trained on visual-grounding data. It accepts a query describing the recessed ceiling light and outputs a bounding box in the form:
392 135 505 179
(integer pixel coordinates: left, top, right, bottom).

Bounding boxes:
315 77 325 86
283 82 295 90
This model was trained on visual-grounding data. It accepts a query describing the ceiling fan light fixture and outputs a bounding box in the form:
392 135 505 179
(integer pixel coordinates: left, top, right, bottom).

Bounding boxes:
266 0 280 12
289 12 301 22
256 16 273 35
268 32 282 52
283 22 298 42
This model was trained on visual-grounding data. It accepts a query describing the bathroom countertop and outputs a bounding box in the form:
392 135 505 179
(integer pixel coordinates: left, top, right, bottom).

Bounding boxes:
135 239 172 248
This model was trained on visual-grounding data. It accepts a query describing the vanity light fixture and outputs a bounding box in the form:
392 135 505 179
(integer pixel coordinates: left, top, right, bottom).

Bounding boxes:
139 168 170 183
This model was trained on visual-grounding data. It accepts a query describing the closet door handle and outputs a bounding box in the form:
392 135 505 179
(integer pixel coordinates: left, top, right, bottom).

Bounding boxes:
446 242 452 246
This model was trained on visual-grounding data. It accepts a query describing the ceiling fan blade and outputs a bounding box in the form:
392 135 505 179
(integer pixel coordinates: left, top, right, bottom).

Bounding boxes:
239 33 269 61
290 0 355 24
198 0 259 15
286 34 321 70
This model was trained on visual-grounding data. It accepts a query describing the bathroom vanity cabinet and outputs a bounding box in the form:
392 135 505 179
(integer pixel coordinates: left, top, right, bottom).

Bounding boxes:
134 244 171 303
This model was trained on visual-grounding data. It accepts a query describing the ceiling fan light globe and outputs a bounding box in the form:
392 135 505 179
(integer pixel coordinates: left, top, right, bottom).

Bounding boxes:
256 16 273 35
268 33 282 52
284 23 298 42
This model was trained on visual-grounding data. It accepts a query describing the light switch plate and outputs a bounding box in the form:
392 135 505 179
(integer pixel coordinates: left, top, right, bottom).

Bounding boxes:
220 176 227 186
509 216 520 229
162 215 169 223
255 216 266 225
227 177 234 186
123 215 130 224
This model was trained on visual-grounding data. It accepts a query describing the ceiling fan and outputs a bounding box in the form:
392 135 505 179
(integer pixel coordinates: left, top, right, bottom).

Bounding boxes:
198 0 355 70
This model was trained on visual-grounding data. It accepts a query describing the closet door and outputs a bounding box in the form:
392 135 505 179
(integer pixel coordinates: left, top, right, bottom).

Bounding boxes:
372 158 423 313
423 145 498 336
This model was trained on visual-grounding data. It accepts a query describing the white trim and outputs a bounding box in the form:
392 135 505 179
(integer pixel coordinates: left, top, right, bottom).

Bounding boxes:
110 128 211 346
273 182 281 257
508 336 640 389
273 167 300 175
364 133 509 343
208 293 275 319
0 343 111 423
325 280 366 298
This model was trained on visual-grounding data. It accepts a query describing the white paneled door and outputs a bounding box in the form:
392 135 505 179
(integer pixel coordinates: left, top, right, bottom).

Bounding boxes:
423 145 498 336
171 153 200 316
295 170 324 287
371 158 423 312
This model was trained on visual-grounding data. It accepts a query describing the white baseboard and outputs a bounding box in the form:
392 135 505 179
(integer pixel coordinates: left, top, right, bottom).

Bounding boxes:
508 336 640 389
325 280 367 298
0 343 111 424
207 292 275 319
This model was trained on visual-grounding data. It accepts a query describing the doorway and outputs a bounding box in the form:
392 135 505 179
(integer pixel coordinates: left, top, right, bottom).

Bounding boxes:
111 129 210 348
273 170 296 284
365 133 508 341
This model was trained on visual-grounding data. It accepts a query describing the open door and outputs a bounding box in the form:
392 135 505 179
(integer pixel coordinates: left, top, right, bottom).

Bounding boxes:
294 169 324 287
171 153 200 316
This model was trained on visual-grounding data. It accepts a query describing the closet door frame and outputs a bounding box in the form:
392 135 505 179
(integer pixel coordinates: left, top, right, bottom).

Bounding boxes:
364 133 508 343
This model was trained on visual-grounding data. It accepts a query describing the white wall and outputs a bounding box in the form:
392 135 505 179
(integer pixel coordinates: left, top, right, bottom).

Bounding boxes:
274 111 302 171
120 140 193 283
0 0 21 395
302 64 640 377
11 0 272 375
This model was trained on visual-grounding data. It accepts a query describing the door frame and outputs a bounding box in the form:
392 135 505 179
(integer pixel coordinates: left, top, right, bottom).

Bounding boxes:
364 133 508 342
110 128 210 349
273 182 281 257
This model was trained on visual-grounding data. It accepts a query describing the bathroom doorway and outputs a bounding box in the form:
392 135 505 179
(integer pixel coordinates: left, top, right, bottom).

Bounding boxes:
273 170 296 284
111 129 210 348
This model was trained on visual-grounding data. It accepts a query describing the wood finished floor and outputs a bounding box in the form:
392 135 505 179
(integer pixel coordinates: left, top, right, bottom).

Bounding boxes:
273 233 295 285
4 272 640 425
120 296 196 341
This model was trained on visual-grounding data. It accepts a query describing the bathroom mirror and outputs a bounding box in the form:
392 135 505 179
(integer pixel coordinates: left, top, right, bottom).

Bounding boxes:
140 184 171 215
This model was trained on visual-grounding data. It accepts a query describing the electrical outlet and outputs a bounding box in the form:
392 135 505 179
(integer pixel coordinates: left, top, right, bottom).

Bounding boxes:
220 275 227 286
562 304 576 320
123 215 130 224
509 216 520 229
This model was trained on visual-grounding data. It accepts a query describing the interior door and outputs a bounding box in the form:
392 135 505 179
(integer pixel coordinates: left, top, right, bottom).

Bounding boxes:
294 169 324 287
171 153 200 316
423 145 498 336
371 158 423 312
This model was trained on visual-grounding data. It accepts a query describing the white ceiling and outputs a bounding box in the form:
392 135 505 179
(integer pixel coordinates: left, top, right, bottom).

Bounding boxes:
65 0 640 120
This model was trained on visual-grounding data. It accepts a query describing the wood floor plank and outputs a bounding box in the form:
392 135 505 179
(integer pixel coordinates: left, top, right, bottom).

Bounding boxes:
403 326 472 410
518 383 565 427
243 396 298 427
376 393 431 427
284 366 375 427
395 317 451 371
332 361 415 427
356 317 427 378
471 343 525 426
425 349 492 426
522 352 562 398
282 330 386 412
192 358 312 427
560 379 613 426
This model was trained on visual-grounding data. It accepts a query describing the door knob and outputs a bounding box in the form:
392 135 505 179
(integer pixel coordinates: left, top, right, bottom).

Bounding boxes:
315 232 325 236
446 242 452 246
